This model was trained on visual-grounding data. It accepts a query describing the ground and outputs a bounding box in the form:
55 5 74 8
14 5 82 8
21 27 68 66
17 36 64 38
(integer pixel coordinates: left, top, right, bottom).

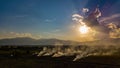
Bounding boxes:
0 46 120 68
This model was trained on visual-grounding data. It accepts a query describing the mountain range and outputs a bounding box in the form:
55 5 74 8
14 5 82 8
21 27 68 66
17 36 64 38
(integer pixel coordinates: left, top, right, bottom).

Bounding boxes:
0 37 80 45
0 37 119 46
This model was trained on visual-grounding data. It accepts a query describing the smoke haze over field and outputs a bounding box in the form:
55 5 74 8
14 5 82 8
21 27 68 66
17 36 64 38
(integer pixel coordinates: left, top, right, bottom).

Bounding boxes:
38 44 120 61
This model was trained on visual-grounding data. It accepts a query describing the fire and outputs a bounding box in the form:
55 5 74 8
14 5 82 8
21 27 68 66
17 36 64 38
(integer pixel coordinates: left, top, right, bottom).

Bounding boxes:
79 25 89 34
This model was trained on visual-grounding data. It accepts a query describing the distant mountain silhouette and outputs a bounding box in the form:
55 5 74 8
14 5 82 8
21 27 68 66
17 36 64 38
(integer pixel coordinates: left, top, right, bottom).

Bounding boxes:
0 37 80 45
0 37 119 45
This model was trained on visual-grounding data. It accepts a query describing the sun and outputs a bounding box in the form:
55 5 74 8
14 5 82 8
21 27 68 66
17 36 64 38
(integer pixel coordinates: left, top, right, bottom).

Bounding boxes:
79 25 89 34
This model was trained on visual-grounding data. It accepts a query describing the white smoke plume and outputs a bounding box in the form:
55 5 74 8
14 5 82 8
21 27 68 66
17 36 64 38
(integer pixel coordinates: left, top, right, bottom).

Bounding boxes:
37 45 120 61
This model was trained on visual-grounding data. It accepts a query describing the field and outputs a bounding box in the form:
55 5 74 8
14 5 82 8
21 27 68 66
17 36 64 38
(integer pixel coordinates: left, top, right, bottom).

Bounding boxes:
0 46 120 68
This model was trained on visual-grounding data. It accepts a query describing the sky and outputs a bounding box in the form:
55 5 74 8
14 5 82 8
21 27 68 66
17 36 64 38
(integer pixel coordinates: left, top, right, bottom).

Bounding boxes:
0 0 120 41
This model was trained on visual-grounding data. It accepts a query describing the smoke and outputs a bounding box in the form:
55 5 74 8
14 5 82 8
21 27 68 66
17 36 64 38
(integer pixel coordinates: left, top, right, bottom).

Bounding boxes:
37 45 120 61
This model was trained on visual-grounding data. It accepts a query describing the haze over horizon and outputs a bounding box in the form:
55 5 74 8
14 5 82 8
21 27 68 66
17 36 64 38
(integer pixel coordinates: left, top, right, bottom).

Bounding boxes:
0 0 120 42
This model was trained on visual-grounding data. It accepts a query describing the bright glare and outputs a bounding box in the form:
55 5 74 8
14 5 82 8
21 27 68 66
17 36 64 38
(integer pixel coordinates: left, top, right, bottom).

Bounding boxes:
79 25 89 34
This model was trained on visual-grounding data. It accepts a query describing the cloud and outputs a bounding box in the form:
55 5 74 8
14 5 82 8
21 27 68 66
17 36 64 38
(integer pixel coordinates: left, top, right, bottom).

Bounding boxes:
107 23 117 29
0 32 41 39
110 29 120 38
107 23 120 38
45 19 56 23
72 14 83 19
43 32 63 38
10 32 32 37
72 9 120 41
51 29 61 33
72 14 85 25
82 8 89 13
100 13 120 23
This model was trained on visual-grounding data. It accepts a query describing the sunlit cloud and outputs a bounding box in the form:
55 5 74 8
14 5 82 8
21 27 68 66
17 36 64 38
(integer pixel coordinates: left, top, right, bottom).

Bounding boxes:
108 23 120 38
0 32 41 39
72 10 98 42
72 14 83 19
